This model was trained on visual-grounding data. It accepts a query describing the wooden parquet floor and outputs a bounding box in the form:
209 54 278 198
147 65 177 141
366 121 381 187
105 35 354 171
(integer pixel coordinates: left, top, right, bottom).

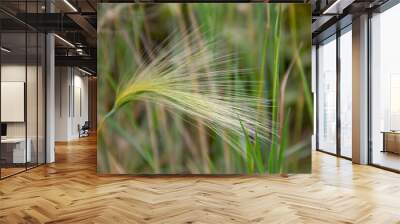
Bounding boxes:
1 135 400 224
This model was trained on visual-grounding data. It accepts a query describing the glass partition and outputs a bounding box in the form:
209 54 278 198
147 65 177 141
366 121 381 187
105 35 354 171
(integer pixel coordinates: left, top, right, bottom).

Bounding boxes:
317 36 337 154
0 1 46 179
371 4 400 171
27 30 38 169
38 32 45 165
339 28 352 158
1 30 28 177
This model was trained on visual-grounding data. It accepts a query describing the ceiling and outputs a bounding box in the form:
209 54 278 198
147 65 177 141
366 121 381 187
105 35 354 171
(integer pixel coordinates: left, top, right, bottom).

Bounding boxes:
0 0 97 74
311 0 390 43
1 0 394 74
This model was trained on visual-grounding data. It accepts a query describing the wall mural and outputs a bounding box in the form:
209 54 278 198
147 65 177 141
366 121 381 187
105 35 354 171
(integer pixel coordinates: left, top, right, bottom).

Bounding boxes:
97 3 312 174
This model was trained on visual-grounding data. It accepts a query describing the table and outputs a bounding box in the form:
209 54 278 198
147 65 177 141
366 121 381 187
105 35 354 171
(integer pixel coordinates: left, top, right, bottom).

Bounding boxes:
1 138 31 164
382 131 400 154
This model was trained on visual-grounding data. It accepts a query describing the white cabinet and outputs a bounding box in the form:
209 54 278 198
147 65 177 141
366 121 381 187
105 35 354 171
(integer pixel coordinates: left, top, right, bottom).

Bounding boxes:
1 138 32 163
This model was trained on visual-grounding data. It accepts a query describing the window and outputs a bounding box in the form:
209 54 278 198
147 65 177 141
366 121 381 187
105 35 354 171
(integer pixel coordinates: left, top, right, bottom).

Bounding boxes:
339 28 352 158
317 36 337 154
370 3 400 171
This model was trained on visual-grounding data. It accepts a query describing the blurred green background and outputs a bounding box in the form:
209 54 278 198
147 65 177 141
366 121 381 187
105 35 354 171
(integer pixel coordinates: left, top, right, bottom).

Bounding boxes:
97 3 312 174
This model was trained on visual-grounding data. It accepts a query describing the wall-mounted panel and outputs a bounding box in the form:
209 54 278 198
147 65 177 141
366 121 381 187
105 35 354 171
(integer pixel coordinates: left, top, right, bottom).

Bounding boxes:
1 82 25 122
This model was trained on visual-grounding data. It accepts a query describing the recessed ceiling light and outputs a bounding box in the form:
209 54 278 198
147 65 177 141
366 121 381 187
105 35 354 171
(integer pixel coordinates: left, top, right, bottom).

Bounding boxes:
54 34 75 48
1 47 11 53
78 67 93 76
322 0 354 15
63 0 78 12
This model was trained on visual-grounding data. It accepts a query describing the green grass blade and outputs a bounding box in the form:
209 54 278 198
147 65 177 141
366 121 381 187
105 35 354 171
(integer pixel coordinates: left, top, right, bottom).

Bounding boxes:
268 5 282 174
240 120 254 174
278 109 291 173
106 117 155 171
253 131 265 174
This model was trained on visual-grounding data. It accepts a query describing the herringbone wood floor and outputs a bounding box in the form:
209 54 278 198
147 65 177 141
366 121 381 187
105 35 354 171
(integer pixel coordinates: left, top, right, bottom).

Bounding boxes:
1 135 400 224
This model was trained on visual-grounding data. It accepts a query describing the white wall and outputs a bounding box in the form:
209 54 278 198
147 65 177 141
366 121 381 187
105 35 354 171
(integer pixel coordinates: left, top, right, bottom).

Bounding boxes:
1 64 46 164
1 65 38 137
55 67 89 141
1 65 27 140
71 73 89 138
55 67 69 141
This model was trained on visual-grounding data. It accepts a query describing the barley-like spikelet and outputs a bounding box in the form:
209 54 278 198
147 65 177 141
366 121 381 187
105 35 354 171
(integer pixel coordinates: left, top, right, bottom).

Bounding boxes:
99 31 274 154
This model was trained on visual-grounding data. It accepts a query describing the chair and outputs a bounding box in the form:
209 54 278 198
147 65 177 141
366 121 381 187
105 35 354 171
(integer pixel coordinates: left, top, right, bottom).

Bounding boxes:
79 121 90 138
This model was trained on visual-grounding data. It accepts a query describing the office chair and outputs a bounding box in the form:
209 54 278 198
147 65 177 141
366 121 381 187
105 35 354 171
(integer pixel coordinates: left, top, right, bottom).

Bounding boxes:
79 121 90 138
